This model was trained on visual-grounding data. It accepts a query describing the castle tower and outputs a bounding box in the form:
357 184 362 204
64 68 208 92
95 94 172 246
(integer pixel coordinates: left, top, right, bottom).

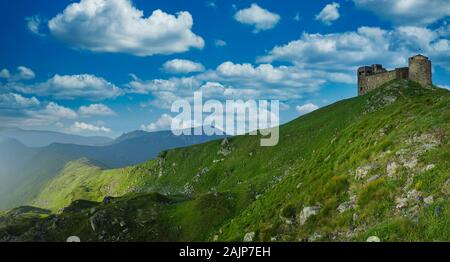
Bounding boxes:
408 54 432 87
357 66 372 96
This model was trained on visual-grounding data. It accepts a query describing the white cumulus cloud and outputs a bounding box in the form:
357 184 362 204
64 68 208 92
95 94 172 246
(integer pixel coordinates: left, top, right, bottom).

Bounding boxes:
234 3 281 33
214 39 227 47
40 102 78 119
15 102 79 126
259 26 450 73
296 103 319 115
315 2 341 25
353 0 450 26
163 59 205 74
79 103 116 116
24 74 122 100
0 66 35 81
67 121 112 133
0 97 79 127
47 0 204 56
0 93 40 109
141 113 174 132
25 15 46 36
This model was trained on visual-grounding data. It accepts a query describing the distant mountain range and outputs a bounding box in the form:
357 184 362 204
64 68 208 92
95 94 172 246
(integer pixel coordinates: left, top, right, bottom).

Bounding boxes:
0 127 225 210
0 127 113 147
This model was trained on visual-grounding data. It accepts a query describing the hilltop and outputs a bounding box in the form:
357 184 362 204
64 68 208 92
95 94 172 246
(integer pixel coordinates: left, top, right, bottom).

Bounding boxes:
1 80 449 242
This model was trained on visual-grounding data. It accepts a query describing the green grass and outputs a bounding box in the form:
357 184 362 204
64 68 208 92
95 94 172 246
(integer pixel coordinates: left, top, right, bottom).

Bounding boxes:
2 80 449 242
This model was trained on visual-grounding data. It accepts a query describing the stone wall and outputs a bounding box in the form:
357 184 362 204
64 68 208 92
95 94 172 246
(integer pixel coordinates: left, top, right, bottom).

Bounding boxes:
358 70 398 95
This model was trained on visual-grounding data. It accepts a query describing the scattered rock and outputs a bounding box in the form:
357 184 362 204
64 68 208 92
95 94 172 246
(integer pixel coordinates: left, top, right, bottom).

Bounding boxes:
386 161 398 177
367 236 381 242
193 167 209 182
352 213 359 222
434 206 442 216
423 196 434 206
424 164 435 171
183 182 194 196
395 197 408 209
337 196 356 214
66 236 81 242
403 156 418 169
367 174 381 184
298 206 320 225
308 232 322 242
354 163 378 180
218 138 232 156
382 96 397 105
243 232 255 242
407 189 422 202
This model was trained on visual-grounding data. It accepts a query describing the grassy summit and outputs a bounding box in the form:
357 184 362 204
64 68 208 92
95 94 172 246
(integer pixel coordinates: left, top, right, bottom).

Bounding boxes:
1 80 449 242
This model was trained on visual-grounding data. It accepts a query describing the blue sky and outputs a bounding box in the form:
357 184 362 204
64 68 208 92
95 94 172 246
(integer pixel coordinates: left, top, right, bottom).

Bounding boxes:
1 0 449 137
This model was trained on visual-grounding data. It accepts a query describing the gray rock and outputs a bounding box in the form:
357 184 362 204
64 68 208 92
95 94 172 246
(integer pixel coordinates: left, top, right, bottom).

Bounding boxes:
66 236 81 242
367 236 381 242
308 232 322 242
423 196 434 205
386 161 398 177
243 232 255 242
424 164 435 171
353 213 359 222
367 174 381 183
298 206 321 225
354 163 378 180
337 199 355 214
434 206 442 216
395 197 408 209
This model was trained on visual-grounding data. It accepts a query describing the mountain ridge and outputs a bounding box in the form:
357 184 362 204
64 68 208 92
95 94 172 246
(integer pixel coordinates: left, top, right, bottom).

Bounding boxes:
0 128 224 210
0 127 113 147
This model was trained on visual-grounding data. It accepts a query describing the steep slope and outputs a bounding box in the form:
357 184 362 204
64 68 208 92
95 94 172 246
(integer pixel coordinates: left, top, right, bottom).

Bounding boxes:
31 158 135 211
1 80 449 242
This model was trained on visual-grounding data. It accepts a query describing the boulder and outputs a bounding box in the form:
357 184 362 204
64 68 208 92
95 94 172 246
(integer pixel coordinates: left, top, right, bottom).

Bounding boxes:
66 236 81 242
423 196 434 206
386 161 398 177
243 232 255 242
298 206 320 225
367 236 381 242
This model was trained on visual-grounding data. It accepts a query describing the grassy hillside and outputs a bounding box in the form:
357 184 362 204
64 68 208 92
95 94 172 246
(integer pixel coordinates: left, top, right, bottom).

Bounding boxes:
1 80 449 242
0 129 223 211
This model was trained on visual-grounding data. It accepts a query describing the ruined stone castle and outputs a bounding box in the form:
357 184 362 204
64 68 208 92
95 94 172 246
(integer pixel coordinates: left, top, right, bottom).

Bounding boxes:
358 54 432 96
